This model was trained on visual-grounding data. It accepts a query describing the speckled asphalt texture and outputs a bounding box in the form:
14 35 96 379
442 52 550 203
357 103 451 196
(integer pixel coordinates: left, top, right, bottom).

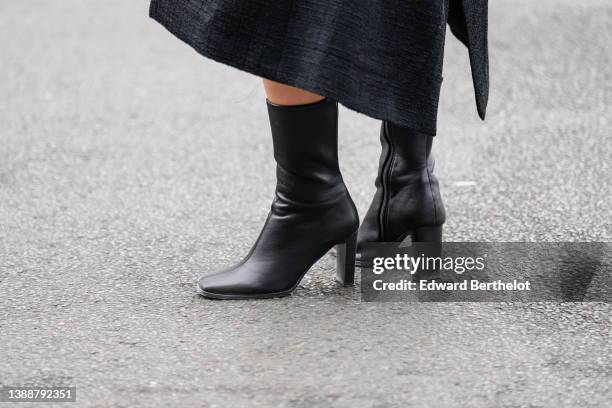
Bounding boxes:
1 1 611 407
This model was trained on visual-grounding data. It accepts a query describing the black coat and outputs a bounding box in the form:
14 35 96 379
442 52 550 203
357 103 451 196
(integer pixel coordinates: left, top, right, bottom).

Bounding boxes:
448 0 489 120
150 0 488 135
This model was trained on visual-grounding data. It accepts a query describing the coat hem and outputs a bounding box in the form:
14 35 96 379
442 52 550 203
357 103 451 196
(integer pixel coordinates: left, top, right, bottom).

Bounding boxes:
150 6 440 136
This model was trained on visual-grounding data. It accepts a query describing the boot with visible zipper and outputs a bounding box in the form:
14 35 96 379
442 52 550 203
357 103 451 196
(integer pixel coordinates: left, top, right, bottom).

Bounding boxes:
356 121 445 267
197 98 359 299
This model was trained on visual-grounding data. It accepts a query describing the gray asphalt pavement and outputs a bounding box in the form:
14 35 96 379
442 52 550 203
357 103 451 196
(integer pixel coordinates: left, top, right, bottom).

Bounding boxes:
1 1 611 407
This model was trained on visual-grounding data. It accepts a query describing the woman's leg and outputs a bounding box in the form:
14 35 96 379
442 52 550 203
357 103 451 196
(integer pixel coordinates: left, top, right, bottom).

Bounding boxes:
263 79 325 106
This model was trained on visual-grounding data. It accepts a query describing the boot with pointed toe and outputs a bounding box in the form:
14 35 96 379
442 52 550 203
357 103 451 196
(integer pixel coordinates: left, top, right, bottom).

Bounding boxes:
356 121 445 267
197 99 359 299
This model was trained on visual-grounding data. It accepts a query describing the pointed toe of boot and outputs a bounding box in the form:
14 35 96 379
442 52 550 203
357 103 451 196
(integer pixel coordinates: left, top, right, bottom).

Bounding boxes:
196 274 228 299
196 271 254 300
196 268 296 300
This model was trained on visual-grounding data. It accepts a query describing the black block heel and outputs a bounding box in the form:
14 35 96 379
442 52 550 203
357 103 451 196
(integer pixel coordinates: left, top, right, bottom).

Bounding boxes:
335 231 357 285
413 225 442 243
412 226 443 279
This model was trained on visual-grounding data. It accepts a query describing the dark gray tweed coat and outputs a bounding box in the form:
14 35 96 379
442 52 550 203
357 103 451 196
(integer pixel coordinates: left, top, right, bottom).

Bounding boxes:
150 0 488 135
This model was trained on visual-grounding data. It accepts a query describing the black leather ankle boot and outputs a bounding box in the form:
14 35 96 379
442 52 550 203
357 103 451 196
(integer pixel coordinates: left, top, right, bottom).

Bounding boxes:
356 121 445 266
197 99 359 299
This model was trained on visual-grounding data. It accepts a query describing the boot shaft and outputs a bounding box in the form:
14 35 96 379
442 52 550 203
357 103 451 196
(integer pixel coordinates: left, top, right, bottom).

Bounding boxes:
267 99 345 203
358 120 445 246
382 121 433 171
381 121 445 231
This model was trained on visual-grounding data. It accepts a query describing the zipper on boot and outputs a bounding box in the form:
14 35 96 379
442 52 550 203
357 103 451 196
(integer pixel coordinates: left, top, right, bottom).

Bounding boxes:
378 122 394 241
